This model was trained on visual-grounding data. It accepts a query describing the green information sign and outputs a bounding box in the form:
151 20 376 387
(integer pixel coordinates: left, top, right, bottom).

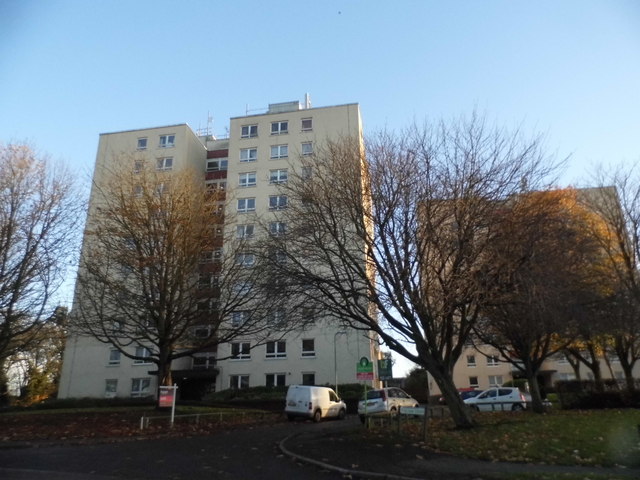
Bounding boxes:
378 358 393 380
357 357 373 373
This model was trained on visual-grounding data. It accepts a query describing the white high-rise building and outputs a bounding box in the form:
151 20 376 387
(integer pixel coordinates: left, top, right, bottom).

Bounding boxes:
58 100 379 400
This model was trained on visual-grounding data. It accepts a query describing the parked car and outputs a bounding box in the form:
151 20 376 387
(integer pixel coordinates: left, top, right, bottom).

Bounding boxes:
285 385 347 422
358 387 420 422
438 388 482 405
463 387 529 411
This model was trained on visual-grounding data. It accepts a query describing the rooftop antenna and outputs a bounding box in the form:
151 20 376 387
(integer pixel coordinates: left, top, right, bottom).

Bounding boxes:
304 93 312 109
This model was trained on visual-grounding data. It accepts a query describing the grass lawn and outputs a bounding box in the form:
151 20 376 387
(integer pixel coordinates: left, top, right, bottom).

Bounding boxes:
392 409 640 468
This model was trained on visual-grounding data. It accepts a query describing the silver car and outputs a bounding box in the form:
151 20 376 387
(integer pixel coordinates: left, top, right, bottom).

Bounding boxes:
464 387 529 411
358 387 420 422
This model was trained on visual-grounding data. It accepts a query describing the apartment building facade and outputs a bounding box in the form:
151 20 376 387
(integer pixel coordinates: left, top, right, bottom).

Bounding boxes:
58 100 378 400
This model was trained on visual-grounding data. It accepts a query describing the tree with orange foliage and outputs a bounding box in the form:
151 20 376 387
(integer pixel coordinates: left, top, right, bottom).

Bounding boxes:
475 188 603 412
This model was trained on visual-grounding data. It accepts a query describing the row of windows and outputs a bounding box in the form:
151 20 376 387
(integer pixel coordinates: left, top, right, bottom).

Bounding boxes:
230 338 315 360
137 134 175 150
236 221 286 238
230 372 316 390
108 346 151 366
240 118 313 139
237 195 288 213
238 168 288 187
466 355 500 367
134 157 174 173
468 375 504 388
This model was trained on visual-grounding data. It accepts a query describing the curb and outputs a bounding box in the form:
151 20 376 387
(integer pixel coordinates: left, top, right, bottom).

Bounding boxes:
278 432 425 480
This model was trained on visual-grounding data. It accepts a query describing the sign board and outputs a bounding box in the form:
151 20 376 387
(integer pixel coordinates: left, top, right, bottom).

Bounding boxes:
378 358 393 380
159 386 177 408
356 357 374 380
400 406 426 416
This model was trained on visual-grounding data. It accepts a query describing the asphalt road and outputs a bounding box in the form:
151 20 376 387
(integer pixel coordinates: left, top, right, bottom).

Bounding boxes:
0 416 356 480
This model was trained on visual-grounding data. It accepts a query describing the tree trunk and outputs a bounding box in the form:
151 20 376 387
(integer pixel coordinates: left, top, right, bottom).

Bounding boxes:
0 358 9 408
524 364 545 413
431 369 476 429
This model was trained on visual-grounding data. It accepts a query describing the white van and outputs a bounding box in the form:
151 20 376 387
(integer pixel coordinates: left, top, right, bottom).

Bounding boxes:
285 385 347 422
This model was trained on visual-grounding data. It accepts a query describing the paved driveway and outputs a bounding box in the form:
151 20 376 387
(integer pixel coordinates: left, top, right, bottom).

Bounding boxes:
0 416 356 480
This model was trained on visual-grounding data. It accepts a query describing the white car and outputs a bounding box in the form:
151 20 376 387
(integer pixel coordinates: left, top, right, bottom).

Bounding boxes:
358 387 420 422
464 387 529 411
285 385 347 422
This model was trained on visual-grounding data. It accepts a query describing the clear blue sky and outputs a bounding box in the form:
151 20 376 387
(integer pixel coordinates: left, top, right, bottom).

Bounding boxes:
2 0 639 375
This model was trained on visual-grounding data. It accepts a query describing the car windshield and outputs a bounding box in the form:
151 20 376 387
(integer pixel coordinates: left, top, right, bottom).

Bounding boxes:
365 390 383 400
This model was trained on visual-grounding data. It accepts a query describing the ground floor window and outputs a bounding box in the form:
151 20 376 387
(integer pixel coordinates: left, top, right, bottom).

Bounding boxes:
488 375 503 387
266 373 286 388
230 374 249 389
105 379 117 398
302 372 315 385
131 377 151 397
469 376 479 388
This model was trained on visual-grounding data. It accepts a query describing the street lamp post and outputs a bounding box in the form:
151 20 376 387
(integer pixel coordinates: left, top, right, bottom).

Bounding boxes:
334 331 347 396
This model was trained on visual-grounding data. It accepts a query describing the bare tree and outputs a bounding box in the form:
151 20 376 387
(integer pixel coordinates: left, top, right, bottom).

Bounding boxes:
73 156 299 398
474 188 603 412
266 114 557 428
582 173 640 392
0 143 81 406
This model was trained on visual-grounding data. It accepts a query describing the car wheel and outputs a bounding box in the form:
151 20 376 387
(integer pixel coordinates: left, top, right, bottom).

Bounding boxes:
338 409 346 420
313 409 322 423
287 414 295 421
389 407 397 417
473 405 480 412
512 403 524 412
359 415 365 424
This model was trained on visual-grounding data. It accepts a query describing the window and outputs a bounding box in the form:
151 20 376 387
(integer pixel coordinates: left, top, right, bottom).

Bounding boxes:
466 355 476 367
301 118 312 131
266 340 286 358
155 182 168 196
237 224 255 239
206 180 226 193
112 320 124 333
241 124 258 138
270 144 288 159
137 138 148 150
199 272 217 288
108 349 121 366
269 195 287 210
233 281 253 295
269 221 286 236
193 325 212 339
302 373 315 385
159 134 175 148
231 342 250 360
134 346 152 364
266 373 286 388
237 197 256 213
133 185 143 197
240 148 257 162
231 311 249 327
487 355 499 366
269 169 288 184
301 142 313 156
156 157 173 171
192 353 216 370
301 166 313 179
207 158 228 171
469 376 479 388
271 121 288 135
302 339 315 357
105 379 118 398
274 249 287 264
239 172 257 187
200 249 222 264
230 374 249 389
134 160 144 173
488 375 503 387
268 309 285 327
131 378 151 397
235 252 255 267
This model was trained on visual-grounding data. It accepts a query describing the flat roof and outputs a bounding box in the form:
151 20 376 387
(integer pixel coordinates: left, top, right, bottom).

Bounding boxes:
230 102 359 121
100 123 191 136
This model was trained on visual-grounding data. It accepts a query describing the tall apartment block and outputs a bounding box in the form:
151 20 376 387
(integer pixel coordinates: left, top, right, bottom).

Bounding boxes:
58 100 378 400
